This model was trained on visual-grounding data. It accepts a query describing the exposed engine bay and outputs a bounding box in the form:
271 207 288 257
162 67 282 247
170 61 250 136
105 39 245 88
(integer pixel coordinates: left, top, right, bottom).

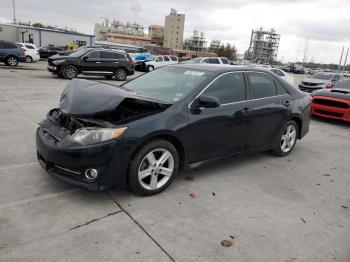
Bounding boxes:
46 98 169 135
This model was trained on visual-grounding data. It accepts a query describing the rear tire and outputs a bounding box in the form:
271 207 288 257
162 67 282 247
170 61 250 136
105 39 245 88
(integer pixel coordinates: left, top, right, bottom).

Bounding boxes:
5 56 18 66
62 65 78 80
114 68 127 81
147 65 154 72
128 139 179 196
271 120 298 157
25 56 33 63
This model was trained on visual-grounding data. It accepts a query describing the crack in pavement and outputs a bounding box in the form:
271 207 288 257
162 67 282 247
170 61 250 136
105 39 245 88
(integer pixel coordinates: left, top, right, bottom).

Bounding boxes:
68 210 122 231
105 192 176 262
1 209 123 249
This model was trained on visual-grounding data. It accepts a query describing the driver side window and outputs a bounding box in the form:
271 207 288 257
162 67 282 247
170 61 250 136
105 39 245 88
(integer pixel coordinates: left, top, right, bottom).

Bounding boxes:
202 73 246 104
156 56 163 62
85 51 101 59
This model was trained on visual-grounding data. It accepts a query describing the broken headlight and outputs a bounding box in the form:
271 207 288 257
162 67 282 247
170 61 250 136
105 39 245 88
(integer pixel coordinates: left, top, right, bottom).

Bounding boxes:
71 127 127 145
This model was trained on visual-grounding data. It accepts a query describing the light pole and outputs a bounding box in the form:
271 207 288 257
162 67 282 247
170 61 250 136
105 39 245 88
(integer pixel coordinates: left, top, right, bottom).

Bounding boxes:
12 0 17 24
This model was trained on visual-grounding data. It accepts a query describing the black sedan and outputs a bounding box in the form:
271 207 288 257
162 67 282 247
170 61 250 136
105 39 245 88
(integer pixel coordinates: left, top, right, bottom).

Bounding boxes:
36 65 311 195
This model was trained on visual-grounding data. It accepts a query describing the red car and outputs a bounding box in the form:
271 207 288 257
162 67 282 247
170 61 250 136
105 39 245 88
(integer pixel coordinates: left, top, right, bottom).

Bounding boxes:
311 80 350 121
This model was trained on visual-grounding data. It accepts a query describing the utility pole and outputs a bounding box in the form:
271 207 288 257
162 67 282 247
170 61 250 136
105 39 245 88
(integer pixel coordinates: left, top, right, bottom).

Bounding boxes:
302 39 309 67
342 47 349 72
12 0 17 24
338 46 344 72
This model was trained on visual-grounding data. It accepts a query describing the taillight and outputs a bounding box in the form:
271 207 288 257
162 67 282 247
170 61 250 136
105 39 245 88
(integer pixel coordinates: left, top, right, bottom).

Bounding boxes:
128 60 134 67
325 83 333 89
19 48 25 55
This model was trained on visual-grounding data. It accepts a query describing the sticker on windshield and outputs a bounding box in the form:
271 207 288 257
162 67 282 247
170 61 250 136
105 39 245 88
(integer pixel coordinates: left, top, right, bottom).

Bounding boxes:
184 71 205 76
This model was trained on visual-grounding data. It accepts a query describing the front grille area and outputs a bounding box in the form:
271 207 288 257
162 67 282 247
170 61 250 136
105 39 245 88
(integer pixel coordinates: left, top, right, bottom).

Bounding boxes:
299 86 321 92
302 81 320 87
313 98 349 109
314 109 343 118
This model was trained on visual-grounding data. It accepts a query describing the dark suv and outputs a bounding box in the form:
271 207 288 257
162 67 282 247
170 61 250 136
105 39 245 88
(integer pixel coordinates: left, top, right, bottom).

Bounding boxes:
39 45 65 58
47 48 135 81
0 40 26 66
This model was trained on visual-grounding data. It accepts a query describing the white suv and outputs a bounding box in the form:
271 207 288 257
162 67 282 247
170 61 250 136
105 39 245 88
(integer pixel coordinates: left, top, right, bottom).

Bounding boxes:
145 55 178 72
184 57 230 65
16 43 40 63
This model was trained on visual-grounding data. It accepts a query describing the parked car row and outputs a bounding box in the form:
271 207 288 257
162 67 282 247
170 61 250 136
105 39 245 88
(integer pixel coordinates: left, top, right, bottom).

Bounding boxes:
0 40 42 66
47 47 135 80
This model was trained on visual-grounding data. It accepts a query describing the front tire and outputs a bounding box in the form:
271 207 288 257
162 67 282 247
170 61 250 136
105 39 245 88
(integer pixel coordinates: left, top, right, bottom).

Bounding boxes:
271 120 298 157
114 68 127 81
5 56 18 66
25 56 33 63
128 140 179 196
62 65 78 80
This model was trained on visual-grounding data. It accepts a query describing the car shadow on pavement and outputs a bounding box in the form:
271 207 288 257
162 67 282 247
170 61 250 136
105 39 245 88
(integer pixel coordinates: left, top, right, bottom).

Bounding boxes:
311 116 350 127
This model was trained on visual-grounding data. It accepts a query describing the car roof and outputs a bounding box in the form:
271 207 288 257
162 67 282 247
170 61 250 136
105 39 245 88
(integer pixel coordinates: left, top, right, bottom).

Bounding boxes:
171 63 273 74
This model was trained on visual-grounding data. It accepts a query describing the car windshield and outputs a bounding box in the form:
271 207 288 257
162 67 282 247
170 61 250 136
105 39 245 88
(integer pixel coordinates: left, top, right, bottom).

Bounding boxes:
69 48 91 57
334 80 350 89
182 58 202 64
123 67 210 103
311 73 333 80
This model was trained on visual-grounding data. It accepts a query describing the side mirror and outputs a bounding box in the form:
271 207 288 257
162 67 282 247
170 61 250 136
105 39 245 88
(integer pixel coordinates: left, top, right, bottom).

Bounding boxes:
192 95 220 108
82 56 88 61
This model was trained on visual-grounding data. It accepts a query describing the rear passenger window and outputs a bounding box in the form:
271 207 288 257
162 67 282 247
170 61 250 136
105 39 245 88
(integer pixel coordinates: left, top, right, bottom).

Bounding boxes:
221 58 229 64
163 56 170 61
3 43 17 49
170 56 177 61
101 51 125 59
209 58 220 64
202 73 246 104
247 72 277 99
276 81 288 95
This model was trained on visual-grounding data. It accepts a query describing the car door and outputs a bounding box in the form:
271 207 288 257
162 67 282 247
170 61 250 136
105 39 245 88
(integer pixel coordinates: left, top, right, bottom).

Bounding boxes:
187 72 250 163
100 51 125 72
244 72 291 150
0 42 5 60
154 56 164 68
163 55 171 66
80 50 103 72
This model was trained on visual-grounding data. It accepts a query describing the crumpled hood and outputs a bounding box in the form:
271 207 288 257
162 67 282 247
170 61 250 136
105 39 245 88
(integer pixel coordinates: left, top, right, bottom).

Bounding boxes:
311 88 350 100
60 79 170 116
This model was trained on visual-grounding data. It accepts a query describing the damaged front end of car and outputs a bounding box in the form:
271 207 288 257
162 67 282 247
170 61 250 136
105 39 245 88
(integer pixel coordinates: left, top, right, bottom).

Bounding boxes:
36 79 171 190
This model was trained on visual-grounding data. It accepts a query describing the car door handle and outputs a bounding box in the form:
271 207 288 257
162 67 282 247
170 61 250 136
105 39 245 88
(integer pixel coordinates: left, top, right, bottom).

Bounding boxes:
233 107 249 117
96 62 101 64
283 100 292 107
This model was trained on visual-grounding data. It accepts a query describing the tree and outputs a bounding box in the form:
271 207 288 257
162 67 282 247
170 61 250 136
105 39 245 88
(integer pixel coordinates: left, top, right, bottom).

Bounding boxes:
216 43 237 60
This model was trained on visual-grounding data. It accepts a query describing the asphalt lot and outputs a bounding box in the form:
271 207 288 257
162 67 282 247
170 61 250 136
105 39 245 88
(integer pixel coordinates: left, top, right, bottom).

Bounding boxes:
0 61 349 262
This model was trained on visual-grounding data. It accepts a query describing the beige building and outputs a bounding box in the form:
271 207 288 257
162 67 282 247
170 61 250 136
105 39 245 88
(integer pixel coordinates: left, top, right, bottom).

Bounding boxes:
164 8 185 49
149 25 164 46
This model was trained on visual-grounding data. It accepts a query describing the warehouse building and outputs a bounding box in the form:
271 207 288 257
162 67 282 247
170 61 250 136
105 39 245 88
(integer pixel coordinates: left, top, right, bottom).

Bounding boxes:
0 23 94 48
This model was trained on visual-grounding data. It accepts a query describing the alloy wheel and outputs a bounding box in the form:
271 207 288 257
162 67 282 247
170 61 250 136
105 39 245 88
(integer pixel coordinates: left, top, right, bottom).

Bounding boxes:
8 57 17 66
65 67 77 79
138 148 174 190
116 69 126 80
280 124 297 153
25 56 33 63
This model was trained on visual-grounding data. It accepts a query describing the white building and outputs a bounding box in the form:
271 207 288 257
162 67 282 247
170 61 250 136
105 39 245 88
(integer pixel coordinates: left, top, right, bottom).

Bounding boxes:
0 23 94 47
